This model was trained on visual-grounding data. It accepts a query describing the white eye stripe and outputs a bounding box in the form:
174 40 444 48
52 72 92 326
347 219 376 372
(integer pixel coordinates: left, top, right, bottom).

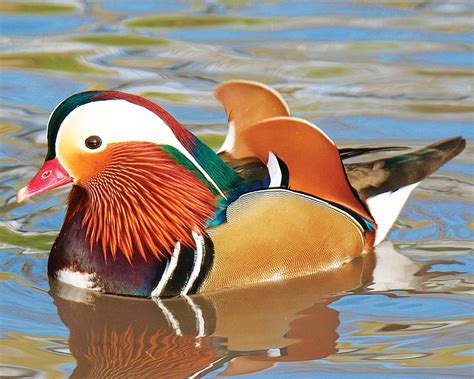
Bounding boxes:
56 99 225 197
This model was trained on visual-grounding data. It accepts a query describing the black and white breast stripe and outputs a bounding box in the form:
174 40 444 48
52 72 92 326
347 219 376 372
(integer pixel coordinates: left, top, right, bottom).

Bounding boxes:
151 232 214 298
267 151 289 188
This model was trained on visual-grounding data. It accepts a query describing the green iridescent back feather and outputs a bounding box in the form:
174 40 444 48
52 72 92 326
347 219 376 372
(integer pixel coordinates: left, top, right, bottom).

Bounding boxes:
162 139 241 198
162 139 266 227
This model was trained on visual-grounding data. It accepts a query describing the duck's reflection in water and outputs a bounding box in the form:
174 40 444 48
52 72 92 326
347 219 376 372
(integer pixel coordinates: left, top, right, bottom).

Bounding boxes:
49 242 435 377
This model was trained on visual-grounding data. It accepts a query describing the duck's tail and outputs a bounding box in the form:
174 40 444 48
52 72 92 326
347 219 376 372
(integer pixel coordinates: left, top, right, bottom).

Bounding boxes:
346 136 466 244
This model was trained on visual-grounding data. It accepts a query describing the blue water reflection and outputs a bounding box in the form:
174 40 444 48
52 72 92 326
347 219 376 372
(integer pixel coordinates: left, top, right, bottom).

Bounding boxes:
1 15 96 37
168 26 474 44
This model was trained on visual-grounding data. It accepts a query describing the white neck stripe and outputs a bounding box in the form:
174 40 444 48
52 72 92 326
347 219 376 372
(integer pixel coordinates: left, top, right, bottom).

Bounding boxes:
151 241 181 298
181 232 205 295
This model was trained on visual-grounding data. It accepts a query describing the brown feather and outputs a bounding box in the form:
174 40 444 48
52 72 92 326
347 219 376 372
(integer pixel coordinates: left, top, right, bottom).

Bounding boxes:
345 136 466 200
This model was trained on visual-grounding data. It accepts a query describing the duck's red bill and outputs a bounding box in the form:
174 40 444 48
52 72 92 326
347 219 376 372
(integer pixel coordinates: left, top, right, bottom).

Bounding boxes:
17 158 72 203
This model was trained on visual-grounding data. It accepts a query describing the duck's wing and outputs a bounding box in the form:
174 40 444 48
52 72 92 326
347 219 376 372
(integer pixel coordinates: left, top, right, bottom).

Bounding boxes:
214 80 290 158
215 81 411 162
204 187 367 292
238 116 375 227
204 117 377 291
346 136 466 244
339 146 408 160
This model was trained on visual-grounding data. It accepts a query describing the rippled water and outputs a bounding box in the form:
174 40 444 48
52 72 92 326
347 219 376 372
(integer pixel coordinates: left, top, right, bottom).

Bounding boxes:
1 1 473 377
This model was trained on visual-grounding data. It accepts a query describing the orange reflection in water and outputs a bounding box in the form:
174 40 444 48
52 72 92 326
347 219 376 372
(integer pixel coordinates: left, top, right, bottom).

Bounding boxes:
50 242 437 377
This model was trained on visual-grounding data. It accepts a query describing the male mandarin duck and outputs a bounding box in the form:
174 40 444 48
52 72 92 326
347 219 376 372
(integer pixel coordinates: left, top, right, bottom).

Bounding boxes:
16 80 465 297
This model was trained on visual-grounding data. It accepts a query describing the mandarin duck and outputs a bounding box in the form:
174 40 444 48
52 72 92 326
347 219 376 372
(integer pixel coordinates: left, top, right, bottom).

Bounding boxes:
17 81 465 297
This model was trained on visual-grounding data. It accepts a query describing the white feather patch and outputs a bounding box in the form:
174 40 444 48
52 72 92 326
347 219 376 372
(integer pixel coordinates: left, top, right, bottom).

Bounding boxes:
267 151 282 188
56 269 101 291
367 182 420 245
218 120 236 153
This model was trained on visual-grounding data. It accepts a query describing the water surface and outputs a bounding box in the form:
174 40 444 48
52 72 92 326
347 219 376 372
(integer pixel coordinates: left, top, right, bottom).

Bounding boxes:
1 0 473 377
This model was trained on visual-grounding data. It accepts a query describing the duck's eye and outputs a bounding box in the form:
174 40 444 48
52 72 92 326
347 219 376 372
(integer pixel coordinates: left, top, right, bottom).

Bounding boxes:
85 135 102 150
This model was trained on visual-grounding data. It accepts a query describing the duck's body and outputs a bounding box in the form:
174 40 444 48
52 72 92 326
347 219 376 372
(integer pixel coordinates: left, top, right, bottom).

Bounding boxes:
17 81 465 297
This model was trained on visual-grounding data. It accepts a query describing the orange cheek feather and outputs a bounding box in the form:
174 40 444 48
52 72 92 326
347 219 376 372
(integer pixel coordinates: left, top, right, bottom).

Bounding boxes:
65 142 216 263
59 146 111 185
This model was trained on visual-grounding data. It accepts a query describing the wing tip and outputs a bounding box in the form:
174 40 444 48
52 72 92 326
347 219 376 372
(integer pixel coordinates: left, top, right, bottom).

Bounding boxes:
429 136 466 161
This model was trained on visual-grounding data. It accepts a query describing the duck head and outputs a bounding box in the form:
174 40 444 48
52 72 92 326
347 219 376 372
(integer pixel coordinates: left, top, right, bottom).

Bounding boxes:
18 91 238 263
